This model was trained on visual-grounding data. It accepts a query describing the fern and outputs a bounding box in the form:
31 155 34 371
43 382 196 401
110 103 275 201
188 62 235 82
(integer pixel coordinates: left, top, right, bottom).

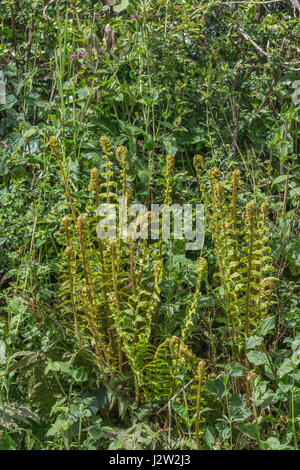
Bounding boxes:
194 163 277 360
50 135 208 422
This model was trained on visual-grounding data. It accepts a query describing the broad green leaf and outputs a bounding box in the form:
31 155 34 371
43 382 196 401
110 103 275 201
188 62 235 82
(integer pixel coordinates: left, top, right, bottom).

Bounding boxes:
230 394 251 422
205 426 216 448
277 358 294 378
205 377 228 399
245 336 263 350
263 436 294 450
171 400 189 421
272 175 288 185
113 0 129 12
88 428 102 440
247 350 269 366
108 440 123 450
259 315 276 336
237 422 260 441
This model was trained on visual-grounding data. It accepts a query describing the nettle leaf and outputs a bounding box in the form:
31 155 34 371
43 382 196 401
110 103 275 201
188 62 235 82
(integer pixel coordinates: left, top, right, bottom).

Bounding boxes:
113 0 129 13
237 422 260 441
88 427 102 440
292 344 300 366
108 440 123 450
205 377 228 399
272 175 293 186
138 169 152 184
263 436 294 450
245 336 263 350
259 315 276 336
44 359 60 374
171 400 189 421
217 423 231 443
252 379 276 408
47 418 74 436
225 362 246 378
81 388 107 415
278 382 292 394
255 389 276 409
23 127 36 139
205 426 216 449
246 350 269 366
163 137 178 156
70 366 89 383
45 360 88 383
277 358 294 379
230 394 251 422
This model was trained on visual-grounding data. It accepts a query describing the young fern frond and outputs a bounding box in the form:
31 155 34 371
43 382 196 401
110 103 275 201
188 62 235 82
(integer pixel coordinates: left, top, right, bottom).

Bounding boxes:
194 360 206 450
194 161 277 360
181 257 207 343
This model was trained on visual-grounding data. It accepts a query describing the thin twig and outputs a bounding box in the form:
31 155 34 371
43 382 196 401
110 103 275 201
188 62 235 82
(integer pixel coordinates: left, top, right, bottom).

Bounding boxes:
157 379 194 414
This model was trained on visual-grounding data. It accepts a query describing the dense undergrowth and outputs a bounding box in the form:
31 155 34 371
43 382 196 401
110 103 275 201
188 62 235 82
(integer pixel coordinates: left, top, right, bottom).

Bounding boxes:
0 0 299 450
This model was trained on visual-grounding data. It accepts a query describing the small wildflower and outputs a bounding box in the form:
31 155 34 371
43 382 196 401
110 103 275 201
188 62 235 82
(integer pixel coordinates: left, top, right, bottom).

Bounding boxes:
70 54 77 61
130 15 136 18
79 50 87 58
0 142 9 149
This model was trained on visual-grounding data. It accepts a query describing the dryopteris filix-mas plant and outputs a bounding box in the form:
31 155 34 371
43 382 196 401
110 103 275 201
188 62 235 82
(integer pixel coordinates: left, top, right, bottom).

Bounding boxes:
49 136 208 423
194 158 277 361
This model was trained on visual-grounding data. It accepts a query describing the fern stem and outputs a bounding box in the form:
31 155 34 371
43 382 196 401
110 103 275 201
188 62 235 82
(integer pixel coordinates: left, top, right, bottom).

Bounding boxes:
245 203 255 339
195 360 205 450
110 241 123 373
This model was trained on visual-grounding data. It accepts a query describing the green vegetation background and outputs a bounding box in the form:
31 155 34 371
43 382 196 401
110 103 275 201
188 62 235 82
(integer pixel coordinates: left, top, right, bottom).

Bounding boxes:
0 0 299 451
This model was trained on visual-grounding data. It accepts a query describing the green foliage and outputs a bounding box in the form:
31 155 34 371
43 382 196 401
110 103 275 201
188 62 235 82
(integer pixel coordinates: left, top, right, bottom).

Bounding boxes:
0 0 299 451
194 163 278 359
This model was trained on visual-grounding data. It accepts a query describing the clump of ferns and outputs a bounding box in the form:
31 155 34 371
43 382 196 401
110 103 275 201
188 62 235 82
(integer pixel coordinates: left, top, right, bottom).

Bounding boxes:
51 136 165 400
51 135 208 423
51 136 117 371
193 159 277 360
